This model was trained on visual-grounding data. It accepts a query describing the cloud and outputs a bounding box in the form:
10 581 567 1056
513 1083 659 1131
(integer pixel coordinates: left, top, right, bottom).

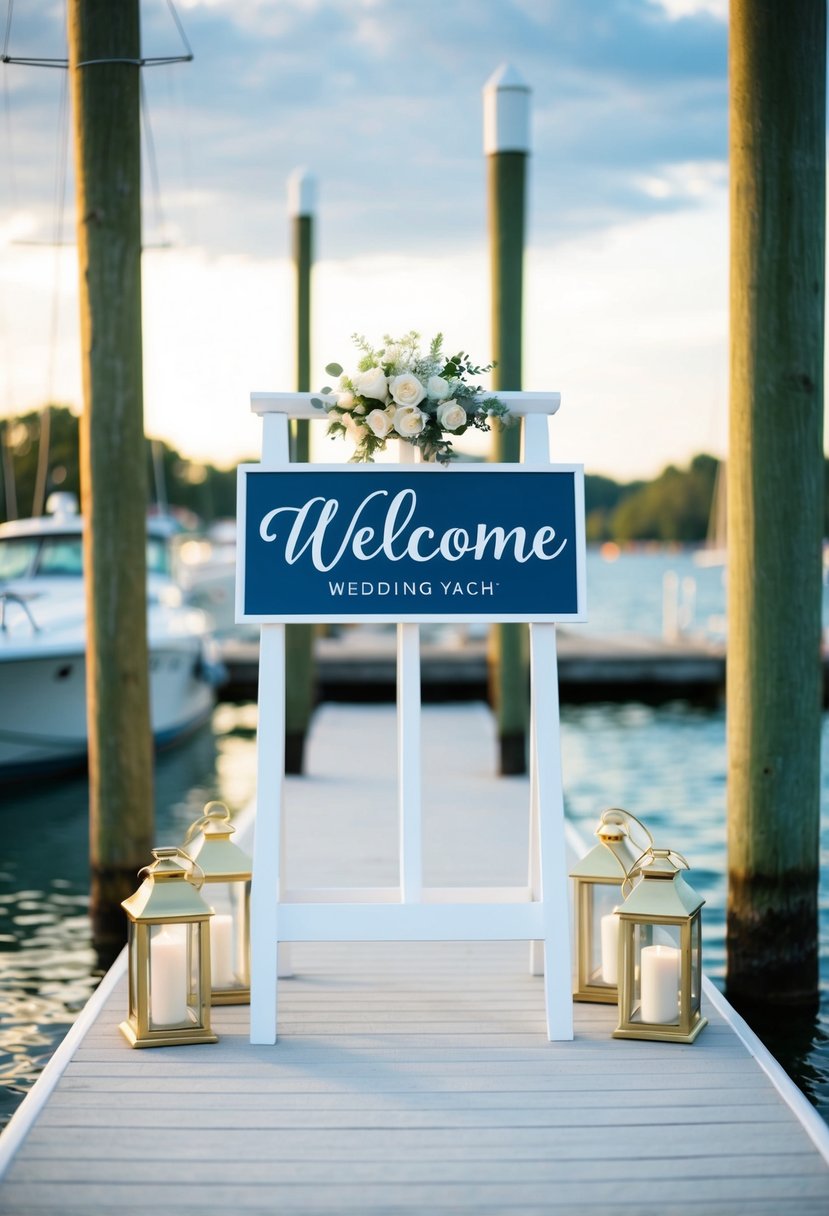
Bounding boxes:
2 0 727 259
1 0 737 480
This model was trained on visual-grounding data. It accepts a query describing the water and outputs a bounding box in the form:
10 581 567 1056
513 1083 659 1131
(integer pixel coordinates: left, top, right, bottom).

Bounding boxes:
1 550 828 1131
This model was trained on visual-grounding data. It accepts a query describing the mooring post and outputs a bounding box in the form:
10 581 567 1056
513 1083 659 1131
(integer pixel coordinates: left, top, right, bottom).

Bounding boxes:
484 63 531 775
285 168 317 775
68 0 154 962
727 0 825 1007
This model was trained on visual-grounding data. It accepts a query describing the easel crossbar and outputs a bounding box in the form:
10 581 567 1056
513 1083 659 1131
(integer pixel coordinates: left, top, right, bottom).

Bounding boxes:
281 885 534 904
277 901 546 942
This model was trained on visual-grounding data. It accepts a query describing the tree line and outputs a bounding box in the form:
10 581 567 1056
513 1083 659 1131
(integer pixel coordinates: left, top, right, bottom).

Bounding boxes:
2 405 828 542
0 406 241 528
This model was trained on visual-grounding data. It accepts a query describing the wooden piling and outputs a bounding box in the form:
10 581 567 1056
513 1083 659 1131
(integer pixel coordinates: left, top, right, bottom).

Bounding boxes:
484 65 531 775
68 0 154 959
285 170 317 774
726 0 826 1006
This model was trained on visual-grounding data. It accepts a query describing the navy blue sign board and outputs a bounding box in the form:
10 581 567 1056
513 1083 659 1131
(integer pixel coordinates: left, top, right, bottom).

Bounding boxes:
236 463 587 624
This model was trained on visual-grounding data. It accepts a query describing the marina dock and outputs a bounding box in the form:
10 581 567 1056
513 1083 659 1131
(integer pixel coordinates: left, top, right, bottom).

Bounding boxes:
219 629 731 705
2 703 828 1213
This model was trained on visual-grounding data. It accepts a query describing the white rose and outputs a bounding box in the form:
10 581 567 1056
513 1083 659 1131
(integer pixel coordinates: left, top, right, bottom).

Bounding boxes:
353 365 389 403
366 408 393 439
344 413 366 437
393 405 426 437
437 399 468 432
336 390 356 411
427 375 451 401
389 373 426 408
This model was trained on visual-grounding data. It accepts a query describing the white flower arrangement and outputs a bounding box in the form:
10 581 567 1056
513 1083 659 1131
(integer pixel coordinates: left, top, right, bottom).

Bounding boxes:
311 331 511 463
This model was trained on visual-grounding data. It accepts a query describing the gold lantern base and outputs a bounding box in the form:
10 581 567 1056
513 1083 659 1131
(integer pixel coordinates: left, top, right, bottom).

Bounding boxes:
573 986 617 1005
613 1012 708 1045
211 985 250 1006
119 1020 219 1049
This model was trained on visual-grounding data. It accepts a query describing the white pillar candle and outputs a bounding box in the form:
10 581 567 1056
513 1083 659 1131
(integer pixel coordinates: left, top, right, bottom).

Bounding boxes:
210 913 235 988
600 912 620 985
150 927 188 1025
640 944 680 1023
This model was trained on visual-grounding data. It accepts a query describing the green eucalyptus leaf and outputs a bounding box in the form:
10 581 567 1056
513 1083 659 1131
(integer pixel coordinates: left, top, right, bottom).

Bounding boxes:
325 362 343 377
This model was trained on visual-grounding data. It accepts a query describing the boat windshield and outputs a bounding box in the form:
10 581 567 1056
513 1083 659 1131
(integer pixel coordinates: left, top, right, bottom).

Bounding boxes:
0 538 39 581
0 534 171 580
38 538 85 576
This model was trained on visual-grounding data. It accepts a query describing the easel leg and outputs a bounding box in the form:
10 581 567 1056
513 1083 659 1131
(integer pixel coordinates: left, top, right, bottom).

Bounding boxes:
528 712 544 976
250 624 285 1044
530 623 574 1041
277 810 293 979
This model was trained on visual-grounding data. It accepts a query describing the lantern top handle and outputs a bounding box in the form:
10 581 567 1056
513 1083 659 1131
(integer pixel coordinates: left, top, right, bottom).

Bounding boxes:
621 847 690 898
183 801 236 847
138 846 206 890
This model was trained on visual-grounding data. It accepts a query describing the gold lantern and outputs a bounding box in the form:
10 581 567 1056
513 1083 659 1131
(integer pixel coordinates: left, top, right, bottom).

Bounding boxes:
120 847 218 1048
182 802 252 1005
614 847 708 1044
569 808 652 1003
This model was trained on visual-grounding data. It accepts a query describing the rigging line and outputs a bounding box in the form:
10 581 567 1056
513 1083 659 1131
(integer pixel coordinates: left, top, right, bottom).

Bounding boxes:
165 0 193 61
163 41 198 249
33 60 70 519
1 54 192 67
2 0 193 68
140 72 167 246
1 53 19 211
1 1 19 522
0 58 68 68
1 0 12 61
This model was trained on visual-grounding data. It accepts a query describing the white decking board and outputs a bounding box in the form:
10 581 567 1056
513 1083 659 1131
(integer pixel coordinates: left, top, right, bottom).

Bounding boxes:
1 702 828 1215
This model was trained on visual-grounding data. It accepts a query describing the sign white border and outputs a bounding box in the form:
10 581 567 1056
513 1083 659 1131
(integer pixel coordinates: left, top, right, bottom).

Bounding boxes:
235 462 587 625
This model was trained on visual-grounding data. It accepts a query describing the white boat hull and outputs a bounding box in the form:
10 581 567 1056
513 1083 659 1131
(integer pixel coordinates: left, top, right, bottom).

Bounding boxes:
0 641 215 780
0 509 221 781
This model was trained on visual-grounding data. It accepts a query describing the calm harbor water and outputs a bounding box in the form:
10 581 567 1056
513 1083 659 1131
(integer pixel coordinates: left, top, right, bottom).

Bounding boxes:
0 549 827 1132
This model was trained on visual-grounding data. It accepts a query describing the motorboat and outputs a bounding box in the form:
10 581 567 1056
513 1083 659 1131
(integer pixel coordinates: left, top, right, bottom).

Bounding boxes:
0 495 221 781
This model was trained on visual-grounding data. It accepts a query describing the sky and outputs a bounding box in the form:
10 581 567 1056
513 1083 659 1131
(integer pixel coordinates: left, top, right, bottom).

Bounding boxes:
0 0 733 480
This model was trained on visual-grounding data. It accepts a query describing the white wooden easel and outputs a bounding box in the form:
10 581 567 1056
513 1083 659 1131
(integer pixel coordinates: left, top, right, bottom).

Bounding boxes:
244 391 575 1044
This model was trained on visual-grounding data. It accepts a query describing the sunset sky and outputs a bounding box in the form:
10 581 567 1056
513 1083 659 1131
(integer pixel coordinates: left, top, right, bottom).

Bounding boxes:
0 0 734 479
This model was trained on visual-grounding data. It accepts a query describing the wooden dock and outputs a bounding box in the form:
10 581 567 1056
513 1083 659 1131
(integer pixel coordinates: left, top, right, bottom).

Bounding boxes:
1 704 828 1213
219 628 730 705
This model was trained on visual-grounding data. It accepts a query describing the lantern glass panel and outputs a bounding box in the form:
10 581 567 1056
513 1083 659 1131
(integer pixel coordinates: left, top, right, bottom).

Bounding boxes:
690 914 702 1015
231 881 251 986
205 881 237 989
187 922 203 1008
633 921 681 1026
590 884 621 987
127 921 138 1020
149 923 190 1030
203 879 249 991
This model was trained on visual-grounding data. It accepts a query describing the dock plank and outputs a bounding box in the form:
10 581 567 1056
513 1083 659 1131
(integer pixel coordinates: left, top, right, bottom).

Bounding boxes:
1 703 827 1214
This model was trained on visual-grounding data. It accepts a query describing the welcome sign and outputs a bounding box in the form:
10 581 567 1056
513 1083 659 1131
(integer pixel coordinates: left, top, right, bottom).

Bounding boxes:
236 464 586 623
